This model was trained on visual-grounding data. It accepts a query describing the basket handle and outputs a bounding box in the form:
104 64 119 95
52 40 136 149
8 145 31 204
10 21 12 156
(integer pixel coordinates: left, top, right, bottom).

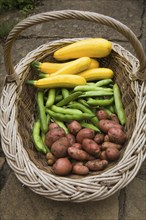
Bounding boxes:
4 10 146 81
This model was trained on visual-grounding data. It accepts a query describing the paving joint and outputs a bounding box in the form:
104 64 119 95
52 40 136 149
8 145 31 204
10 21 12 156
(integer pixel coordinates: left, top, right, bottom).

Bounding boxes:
7 35 142 41
118 188 126 220
0 160 11 191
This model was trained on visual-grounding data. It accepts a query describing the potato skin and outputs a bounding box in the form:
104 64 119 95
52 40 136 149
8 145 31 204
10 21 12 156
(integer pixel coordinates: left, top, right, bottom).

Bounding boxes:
108 128 127 144
46 152 56 165
51 137 70 158
105 147 120 161
67 120 82 135
85 159 108 171
68 147 95 161
96 110 109 120
98 119 123 133
71 143 82 149
66 133 76 145
82 138 101 157
104 135 110 142
110 114 120 124
76 128 95 143
45 127 65 148
94 133 105 144
99 151 107 160
101 142 122 150
72 164 89 175
53 158 72 176
48 122 59 130
46 152 55 160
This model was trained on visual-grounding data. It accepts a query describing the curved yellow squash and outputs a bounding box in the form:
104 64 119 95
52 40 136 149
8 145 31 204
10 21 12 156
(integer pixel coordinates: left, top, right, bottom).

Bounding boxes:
51 57 91 76
54 38 112 61
33 74 87 88
78 68 114 81
39 58 99 74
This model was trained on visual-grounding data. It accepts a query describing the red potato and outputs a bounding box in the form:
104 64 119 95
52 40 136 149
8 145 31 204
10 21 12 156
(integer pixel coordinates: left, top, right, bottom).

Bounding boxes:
104 135 110 142
105 147 120 161
68 147 95 161
72 164 89 175
76 128 95 143
66 133 76 145
71 161 83 166
48 122 59 130
108 128 127 144
82 138 101 157
57 136 70 147
98 119 123 133
94 133 105 144
96 110 109 120
85 159 108 171
110 114 120 124
53 158 72 176
46 152 56 165
51 137 70 158
67 120 82 135
45 127 65 148
47 159 56 166
70 143 82 149
99 151 107 160
101 142 122 150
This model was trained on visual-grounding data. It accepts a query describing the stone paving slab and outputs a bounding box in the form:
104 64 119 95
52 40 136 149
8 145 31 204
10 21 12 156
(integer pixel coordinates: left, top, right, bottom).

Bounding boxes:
20 0 143 41
0 173 119 220
0 157 5 170
125 177 146 220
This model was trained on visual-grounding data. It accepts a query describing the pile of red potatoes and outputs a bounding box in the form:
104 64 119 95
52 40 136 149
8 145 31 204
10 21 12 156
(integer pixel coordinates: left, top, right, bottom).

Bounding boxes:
45 110 127 176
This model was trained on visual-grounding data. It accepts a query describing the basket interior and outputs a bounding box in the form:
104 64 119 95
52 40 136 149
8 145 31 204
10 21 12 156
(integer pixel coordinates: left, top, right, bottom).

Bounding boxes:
16 43 137 177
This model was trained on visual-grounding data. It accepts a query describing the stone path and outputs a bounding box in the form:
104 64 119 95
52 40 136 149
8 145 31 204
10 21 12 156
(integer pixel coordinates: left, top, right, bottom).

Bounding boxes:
0 0 146 219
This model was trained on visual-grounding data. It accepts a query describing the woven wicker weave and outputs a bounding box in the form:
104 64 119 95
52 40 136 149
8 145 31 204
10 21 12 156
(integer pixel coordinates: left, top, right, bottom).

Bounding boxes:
0 10 146 202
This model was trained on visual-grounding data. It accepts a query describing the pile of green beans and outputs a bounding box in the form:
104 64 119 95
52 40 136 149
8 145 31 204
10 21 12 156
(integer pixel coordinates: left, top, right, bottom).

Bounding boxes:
32 78 126 153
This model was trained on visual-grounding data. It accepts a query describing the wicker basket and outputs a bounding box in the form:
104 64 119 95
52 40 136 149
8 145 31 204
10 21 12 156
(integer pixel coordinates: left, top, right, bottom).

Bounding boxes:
0 10 146 202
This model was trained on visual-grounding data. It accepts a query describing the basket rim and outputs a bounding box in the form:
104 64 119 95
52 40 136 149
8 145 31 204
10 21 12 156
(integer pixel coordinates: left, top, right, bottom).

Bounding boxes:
0 38 146 202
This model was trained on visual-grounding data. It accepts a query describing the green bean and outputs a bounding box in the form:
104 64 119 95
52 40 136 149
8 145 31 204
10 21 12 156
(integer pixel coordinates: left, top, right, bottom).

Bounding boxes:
37 90 48 133
41 132 49 152
87 82 96 86
53 118 69 134
108 83 114 88
80 122 100 132
55 94 63 103
80 91 113 98
32 120 47 154
46 114 51 125
68 102 93 114
61 88 70 98
113 84 126 125
90 116 99 127
95 79 113 87
87 97 114 106
46 109 94 122
78 98 90 107
50 105 82 115
101 107 113 116
68 102 99 127
46 88 56 107
74 85 113 92
106 105 115 113
56 91 82 107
